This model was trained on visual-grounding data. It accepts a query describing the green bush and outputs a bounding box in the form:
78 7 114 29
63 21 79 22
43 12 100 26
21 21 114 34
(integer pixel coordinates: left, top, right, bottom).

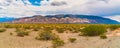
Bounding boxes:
81 25 106 36
16 30 29 37
0 28 6 33
100 34 107 39
17 32 24 37
15 28 26 32
43 27 53 31
23 26 32 29
68 38 76 43
56 28 65 33
52 39 65 48
66 27 74 31
35 30 59 40
33 28 39 31
109 25 120 31
4 25 13 28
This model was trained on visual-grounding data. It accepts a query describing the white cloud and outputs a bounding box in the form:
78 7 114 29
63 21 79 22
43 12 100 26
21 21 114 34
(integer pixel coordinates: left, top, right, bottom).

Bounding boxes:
0 0 120 18
104 15 120 22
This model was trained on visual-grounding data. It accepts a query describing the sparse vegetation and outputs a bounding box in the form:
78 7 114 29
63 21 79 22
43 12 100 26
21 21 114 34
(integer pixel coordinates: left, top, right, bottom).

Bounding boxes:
56 28 65 33
0 23 120 48
52 39 65 48
10 32 13 35
35 30 59 40
33 28 40 31
68 38 77 43
81 25 106 36
4 24 13 28
0 28 6 33
109 25 120 31
16 30 30 37
100 34 107 39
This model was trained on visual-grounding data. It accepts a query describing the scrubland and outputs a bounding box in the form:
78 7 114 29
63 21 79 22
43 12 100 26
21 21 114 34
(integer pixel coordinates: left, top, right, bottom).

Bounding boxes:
0 23 120 48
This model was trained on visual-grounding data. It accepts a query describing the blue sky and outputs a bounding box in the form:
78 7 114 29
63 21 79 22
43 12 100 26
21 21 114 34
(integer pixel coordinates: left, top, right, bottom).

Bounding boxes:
28 0 49 6
28 0 42 6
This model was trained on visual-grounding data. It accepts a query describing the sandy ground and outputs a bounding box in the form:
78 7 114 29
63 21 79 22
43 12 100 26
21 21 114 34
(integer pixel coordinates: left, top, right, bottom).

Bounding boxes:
0 28 120 48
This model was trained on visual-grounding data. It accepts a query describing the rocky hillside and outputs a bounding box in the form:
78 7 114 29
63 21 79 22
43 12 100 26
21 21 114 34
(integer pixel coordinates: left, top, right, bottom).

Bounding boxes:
12 15 120 24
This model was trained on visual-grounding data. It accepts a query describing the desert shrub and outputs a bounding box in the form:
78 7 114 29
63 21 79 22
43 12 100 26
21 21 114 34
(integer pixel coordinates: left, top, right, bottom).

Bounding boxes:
56 28 65 33
33 28 40 31
72 28 81 33
10 32 13 35
15 28 20 32
81 25 106 36
17 32 25 37
43 27 53 31
66 27 74 31
35 30 59 40
68 38 76 43
4 25 13 28
23 26 32 29
66 27 80 33
0 28 6 33
52 39 65 48
100 34 107 39
109 25 120 31
16 30 29 37
15 28 26 32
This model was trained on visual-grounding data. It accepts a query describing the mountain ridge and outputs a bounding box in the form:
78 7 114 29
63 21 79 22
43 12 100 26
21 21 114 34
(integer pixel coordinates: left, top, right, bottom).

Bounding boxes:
0 17 16 22
11 14 120 24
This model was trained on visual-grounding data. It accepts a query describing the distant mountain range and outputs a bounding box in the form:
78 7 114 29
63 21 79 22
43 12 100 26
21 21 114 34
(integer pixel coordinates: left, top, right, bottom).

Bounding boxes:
10 15 120 24
0 17 16 22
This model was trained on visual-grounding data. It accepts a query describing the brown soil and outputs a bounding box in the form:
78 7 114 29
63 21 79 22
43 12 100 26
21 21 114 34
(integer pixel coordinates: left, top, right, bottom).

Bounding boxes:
0 28 120 48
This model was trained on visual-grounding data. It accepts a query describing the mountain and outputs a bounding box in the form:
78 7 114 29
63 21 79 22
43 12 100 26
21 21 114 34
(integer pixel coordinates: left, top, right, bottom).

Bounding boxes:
12 15 120 24
0 17 16 22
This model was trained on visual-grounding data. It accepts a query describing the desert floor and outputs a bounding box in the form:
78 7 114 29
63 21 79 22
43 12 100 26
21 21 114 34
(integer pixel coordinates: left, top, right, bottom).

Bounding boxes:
0 28 120 48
